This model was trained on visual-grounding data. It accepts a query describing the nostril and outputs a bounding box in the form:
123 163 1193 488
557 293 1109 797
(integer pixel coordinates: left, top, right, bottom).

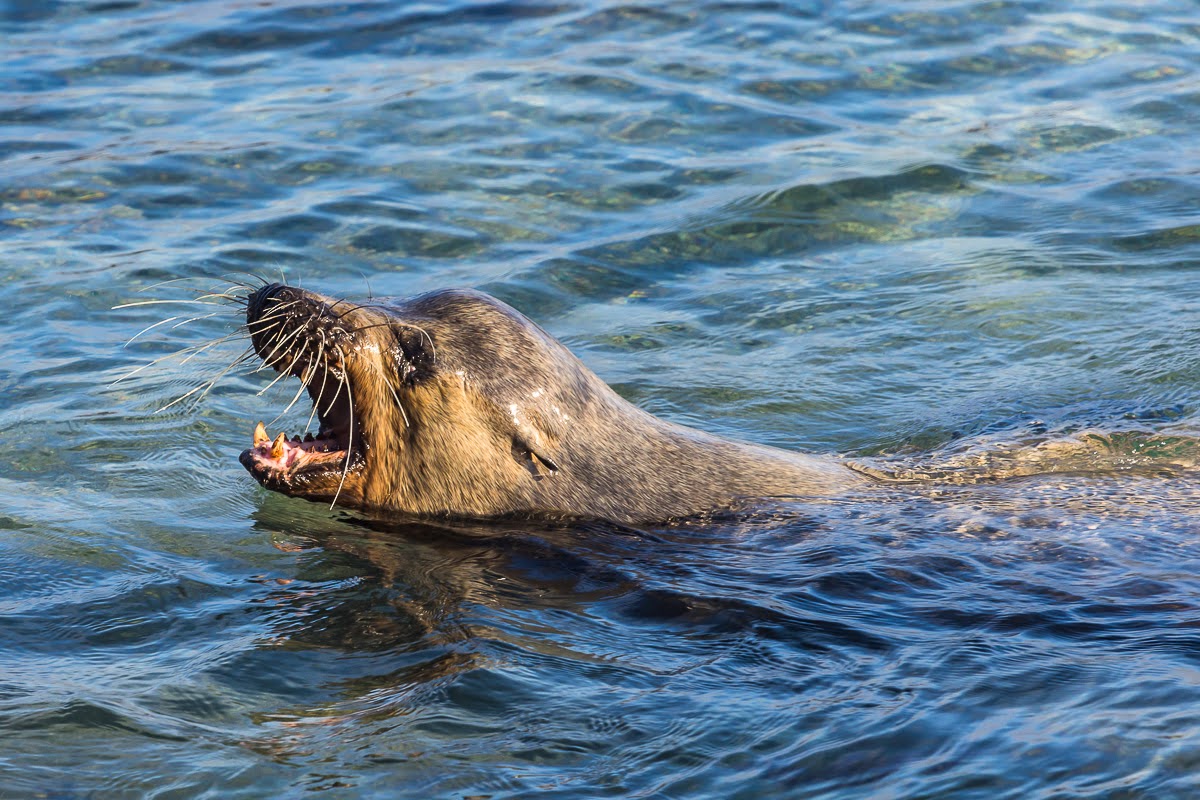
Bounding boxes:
247 282 286 322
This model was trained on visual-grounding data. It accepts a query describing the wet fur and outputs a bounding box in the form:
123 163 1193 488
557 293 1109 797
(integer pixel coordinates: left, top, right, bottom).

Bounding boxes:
241 284 866 524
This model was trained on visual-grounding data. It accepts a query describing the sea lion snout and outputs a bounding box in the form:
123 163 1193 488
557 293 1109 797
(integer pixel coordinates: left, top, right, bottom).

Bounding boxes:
245 282 287 323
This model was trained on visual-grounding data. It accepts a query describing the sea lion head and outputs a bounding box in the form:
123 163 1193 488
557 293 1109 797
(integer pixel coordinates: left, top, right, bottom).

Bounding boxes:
239 283 589 516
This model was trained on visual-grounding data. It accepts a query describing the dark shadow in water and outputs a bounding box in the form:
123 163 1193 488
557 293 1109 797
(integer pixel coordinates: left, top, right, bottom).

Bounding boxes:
231 501 882 744
234 513 657 716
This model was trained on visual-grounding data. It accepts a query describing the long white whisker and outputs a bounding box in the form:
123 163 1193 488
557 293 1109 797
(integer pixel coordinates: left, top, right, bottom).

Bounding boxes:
244 299 308 346
136 276 204 293
321 356 347 416
155 382 208 414
170 312 221 330
156 346 255 414
258 297 306 316
256 345 305 397
305 336 330 433
242 315 286 341
254 324 307 373
192 292 244 303
112 299 228 309
134 275 257 295
331 345 354 510
124 316 180 348
111 332 240 385
271 355 318 424
371 360 408 428
247 299 305 331
325 300 435 360
179 332 241 365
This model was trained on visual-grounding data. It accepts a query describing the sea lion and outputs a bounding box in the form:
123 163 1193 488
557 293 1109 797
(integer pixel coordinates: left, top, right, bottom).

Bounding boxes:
239 283 867 523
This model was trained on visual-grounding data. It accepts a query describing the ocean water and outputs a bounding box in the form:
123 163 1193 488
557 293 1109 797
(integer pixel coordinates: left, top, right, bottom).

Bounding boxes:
4 1 1200 797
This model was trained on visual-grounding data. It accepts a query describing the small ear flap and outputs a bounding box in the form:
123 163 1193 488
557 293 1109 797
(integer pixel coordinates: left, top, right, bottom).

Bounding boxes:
512 434 559 479
506 405 562 480
529 447 559 474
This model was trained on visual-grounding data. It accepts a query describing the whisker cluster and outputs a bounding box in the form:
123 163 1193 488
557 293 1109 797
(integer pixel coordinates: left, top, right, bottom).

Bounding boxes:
111 275 264 400
113 272 412 511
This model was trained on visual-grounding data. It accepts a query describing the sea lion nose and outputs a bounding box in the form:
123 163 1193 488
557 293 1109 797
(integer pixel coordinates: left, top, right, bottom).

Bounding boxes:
246 282 286 322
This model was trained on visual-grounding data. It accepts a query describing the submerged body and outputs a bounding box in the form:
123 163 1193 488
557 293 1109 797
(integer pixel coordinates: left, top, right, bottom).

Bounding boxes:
239 284 866 524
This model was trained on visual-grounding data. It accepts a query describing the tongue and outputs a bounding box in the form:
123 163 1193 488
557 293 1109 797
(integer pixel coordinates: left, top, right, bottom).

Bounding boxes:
249 421 342 465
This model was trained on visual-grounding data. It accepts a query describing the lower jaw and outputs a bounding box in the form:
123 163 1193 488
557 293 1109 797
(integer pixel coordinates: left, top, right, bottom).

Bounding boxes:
239 447 357 487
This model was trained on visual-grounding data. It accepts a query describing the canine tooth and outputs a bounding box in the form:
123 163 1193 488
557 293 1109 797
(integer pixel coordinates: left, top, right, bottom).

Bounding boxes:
271 432 287 459
254 421 269 447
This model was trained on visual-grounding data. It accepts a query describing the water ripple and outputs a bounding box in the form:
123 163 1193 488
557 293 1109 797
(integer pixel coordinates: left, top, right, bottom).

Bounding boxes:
5 0 1200 797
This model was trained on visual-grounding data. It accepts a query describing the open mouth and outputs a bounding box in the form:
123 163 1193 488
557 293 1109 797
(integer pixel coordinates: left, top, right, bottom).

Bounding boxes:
239 330 365 490
244 420 352 474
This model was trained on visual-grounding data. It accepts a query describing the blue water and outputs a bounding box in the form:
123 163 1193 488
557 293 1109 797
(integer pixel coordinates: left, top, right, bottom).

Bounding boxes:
4 1 1200 797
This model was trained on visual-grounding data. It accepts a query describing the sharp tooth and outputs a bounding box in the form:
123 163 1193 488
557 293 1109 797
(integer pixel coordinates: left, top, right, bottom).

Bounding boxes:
254 421 269 447
271 432 287 459
292 435 301 443
304 432 315 442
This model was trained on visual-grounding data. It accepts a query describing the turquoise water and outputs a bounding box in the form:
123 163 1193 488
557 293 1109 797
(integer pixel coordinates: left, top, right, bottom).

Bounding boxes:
5 1 1200 796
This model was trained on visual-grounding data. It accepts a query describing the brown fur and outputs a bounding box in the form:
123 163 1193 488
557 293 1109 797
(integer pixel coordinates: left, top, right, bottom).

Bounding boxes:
240 284 867 524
